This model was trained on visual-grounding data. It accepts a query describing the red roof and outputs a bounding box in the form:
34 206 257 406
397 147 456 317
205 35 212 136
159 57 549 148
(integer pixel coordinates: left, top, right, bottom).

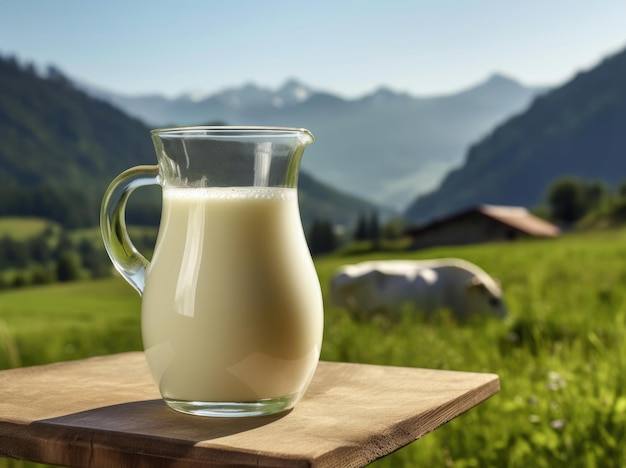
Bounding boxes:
478 205 561 237
407 204 561 238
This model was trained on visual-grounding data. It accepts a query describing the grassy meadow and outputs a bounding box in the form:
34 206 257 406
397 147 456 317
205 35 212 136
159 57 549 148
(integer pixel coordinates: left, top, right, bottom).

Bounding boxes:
0 218 60 240
1 228 626 466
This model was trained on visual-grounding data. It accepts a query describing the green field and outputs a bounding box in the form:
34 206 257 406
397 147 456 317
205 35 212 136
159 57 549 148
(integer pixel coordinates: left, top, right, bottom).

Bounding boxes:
0 218 59 240
1 229 626 467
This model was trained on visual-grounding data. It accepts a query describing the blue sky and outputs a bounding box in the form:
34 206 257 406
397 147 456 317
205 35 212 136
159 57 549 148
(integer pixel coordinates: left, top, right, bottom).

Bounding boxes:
1 0 625 98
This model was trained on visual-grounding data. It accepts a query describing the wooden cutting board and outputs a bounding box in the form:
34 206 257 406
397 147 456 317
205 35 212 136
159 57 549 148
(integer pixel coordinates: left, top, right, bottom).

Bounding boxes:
0 352 499 467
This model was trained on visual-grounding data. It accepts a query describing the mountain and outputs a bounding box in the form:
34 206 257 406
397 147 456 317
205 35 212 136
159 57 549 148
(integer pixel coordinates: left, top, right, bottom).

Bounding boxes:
81 74 545 209
0 59 155 227
0 56 378 228
405 47 626 225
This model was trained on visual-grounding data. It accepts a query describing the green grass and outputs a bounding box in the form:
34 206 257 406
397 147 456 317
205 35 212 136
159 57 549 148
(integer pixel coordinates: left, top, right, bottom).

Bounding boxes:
1 229 626 466
0 277 142 368
0 215 156 248
0 217 59 240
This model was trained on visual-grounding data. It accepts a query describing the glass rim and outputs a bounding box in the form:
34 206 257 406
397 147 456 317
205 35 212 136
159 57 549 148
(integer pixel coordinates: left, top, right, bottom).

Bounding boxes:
151 126 314 141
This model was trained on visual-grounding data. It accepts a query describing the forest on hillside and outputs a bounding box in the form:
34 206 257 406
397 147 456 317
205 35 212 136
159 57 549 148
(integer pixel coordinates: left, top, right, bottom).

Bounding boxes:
0 55 379 229
0 54 157 227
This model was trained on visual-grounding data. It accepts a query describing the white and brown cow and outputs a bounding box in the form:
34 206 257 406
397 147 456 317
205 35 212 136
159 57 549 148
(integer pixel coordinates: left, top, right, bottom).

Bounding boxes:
330 258 507 320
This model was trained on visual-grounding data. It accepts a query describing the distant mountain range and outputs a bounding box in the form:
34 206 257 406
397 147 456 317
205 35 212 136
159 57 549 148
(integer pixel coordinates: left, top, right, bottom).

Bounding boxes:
405 46 626 224
4 45 623 234
81 75 546 209
0 55 378 228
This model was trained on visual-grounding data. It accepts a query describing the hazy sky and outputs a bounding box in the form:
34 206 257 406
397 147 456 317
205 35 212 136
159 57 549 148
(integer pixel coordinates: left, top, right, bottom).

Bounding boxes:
1 0 625 98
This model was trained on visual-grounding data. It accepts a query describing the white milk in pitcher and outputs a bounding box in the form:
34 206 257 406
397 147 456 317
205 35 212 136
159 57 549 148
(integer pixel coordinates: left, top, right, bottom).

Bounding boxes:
141 186 323 404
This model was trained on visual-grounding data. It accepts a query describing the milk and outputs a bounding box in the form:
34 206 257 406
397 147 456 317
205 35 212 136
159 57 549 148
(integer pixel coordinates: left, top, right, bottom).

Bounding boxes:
141 187 323 404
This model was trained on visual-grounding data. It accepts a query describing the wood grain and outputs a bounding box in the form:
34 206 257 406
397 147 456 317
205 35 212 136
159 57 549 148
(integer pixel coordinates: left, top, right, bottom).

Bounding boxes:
0 352 499 467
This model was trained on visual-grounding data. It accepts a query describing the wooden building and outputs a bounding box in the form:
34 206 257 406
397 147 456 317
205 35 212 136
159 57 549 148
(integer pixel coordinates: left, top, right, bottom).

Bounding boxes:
406 205 561 250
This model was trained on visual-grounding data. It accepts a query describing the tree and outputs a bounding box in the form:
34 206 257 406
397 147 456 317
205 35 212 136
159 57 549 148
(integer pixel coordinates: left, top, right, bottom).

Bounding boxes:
31 266 54 285
54 231 74 259
308 219 336 256
56 251 82 282
582 180 607 212
0 236 29 268
369 211 381 250
78 238 110 278
46 65 72 87
28 235 51 263
547 177 586 225
353 213 369 241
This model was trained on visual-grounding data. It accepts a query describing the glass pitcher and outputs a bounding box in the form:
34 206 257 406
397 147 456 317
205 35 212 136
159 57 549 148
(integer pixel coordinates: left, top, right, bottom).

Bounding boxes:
101 127 323 417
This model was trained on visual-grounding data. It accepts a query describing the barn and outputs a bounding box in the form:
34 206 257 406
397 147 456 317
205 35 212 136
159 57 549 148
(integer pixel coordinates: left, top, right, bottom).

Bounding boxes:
405 205 561 250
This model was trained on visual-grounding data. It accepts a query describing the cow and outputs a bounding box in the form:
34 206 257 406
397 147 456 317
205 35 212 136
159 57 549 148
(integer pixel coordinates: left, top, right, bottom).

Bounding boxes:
329 258 507 320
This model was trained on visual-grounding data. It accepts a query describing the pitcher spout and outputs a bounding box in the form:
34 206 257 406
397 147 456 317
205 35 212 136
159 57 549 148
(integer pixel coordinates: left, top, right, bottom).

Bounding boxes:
297 128 314 146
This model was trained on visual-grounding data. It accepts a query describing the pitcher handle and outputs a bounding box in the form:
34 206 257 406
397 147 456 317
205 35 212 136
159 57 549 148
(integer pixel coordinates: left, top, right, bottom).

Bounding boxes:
100 165 160 296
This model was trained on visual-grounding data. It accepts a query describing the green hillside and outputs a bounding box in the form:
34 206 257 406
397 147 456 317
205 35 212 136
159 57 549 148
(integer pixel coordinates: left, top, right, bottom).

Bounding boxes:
0 217 59 240
405 45 626 224
0 55 377 228
0 57 154 226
